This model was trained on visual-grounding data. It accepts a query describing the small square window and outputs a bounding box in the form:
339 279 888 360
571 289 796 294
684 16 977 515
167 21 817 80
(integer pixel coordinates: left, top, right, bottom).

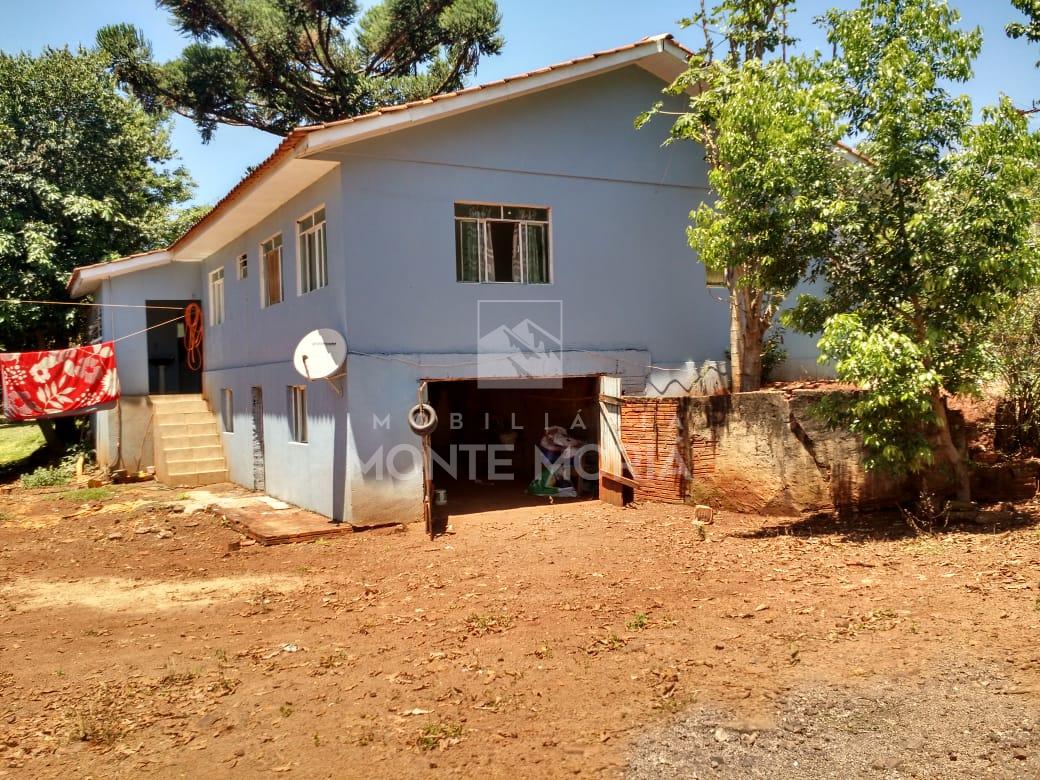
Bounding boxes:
237 254 248 280
220 388 233 433
288 385 307 443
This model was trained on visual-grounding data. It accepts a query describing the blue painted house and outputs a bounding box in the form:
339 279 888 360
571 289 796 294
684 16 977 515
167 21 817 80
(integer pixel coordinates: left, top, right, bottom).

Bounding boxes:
68 35 822 524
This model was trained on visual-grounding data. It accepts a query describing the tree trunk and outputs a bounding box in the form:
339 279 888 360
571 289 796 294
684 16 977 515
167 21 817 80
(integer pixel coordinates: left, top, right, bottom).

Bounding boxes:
37 419 62 452
739 335 764 392
931 392 970 502
728 282 745 393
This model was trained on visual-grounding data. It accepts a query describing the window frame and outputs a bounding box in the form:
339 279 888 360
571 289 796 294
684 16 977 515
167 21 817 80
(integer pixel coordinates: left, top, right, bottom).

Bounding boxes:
220 388 234 433
453 201 553 285
296 204 328 296
704 266 727 288
236 253 248 280
208 266 225 326
259 233 284 308
288 385 308 444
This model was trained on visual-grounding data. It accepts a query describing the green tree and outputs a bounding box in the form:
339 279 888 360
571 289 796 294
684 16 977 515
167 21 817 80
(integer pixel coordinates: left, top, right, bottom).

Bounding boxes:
786 0 1040 500
643 0 844 391
0 47 193 353
1007 0 1040 56
97 0 503 141
989 288 1040 452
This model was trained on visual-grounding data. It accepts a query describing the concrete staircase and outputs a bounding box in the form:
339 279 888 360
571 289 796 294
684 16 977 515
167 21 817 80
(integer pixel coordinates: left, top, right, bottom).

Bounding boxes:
150 395 228 486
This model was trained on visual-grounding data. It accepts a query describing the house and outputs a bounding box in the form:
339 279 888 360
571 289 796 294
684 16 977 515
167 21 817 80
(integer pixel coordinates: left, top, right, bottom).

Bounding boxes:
68 35 824 524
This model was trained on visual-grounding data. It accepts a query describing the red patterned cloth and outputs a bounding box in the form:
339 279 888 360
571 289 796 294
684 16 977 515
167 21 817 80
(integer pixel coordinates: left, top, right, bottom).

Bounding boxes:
1 342 120 421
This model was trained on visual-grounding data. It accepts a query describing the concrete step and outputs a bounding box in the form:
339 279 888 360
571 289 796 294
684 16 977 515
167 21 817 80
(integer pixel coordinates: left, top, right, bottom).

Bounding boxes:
149 395 208 413
160 444 225 461
154 410 218 426
166 457 227 476
164 469 228 487
158 421 219 437
159 433 223 450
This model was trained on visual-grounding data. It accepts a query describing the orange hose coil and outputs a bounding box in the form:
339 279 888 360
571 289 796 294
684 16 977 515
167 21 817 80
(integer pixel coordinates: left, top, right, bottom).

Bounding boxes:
184 301 204 372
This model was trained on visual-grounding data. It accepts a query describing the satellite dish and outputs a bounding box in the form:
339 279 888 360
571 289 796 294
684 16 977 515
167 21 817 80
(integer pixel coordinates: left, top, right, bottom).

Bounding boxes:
293 329 347 389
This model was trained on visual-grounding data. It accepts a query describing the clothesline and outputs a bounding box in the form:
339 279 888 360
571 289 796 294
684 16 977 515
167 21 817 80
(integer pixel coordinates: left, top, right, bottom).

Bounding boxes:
0 298 186 310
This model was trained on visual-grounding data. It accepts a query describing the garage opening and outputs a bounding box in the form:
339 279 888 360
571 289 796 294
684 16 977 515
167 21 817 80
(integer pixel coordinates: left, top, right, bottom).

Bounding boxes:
426 377 601 519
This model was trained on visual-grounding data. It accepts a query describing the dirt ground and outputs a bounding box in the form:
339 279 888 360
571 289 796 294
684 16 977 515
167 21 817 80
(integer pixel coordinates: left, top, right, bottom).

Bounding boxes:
2 482 1040 778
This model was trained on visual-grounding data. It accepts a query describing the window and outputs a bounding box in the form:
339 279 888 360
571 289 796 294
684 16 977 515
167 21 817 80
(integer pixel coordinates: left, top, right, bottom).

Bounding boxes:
288 385 307 443
261 234 283 306
208 267 225 325
237 253 248 280
297 207 328 294
220 388 233 433
454 203 550 284
705 266 726 287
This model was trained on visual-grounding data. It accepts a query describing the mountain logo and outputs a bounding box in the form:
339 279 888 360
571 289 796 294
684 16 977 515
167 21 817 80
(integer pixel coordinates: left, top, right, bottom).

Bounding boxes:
477 301 563 387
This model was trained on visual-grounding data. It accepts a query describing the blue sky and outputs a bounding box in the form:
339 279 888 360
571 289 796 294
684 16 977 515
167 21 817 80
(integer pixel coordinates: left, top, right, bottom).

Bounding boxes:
2 0 1038 206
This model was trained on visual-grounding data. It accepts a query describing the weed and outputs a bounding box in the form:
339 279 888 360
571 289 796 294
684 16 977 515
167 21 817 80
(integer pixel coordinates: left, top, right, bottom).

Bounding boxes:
176 493 191 500
416 721 463 752
588 633 627 654
534 643 553 660
159 669 198 687
279 703 294 718
22 464 71 488
62 487 114 503
68 685 125 745
313 733 321 747
464 613 512 636
627 612 649 631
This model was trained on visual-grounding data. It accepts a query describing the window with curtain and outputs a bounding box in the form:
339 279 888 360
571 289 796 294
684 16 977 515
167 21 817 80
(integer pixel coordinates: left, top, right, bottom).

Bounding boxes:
261 234 283 307
454 203 550 284
297 206 328 294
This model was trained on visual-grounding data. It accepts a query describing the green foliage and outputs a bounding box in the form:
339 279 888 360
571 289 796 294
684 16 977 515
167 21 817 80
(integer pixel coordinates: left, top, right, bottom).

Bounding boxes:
0 47 193 352
989 289 1040 450
786 0 1040 489
640 9 843 390
760 326 788 384
21 464 72 488
97 0 504 141
816 314 938 473
1007 0 1040 64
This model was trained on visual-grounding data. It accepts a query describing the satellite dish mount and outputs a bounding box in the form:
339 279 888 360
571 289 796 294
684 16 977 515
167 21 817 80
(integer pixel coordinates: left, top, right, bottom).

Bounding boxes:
293 329 348 395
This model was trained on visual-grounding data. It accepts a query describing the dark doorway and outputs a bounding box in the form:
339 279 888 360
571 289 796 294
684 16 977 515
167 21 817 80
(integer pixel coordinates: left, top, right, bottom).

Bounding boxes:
146 300 201 395
426 377 599 522
251 386 266 492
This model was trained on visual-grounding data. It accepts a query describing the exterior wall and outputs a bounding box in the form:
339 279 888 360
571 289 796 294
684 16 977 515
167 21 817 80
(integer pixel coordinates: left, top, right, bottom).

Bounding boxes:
99 264 203 396
199 168 346 516
93 264 201 469
327 66 733 396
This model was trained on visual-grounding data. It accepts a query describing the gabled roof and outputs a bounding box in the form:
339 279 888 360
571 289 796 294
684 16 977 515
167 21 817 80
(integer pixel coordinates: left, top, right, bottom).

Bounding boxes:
68 33 695 293
68 249 172 298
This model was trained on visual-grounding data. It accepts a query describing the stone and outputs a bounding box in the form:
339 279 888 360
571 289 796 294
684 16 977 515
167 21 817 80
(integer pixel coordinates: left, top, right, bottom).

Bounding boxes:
157 530 174 539
106 532 123 541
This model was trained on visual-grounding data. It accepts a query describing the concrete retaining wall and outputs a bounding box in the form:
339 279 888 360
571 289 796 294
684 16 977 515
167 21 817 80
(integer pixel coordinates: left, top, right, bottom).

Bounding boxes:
683 390 914 515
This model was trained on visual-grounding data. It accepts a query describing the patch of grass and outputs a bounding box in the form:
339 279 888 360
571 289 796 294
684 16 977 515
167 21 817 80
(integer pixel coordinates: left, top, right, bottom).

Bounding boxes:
21 463 71 488
416 721 463 752
0 423 45 467
62 487 114 503
627 612 649 631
